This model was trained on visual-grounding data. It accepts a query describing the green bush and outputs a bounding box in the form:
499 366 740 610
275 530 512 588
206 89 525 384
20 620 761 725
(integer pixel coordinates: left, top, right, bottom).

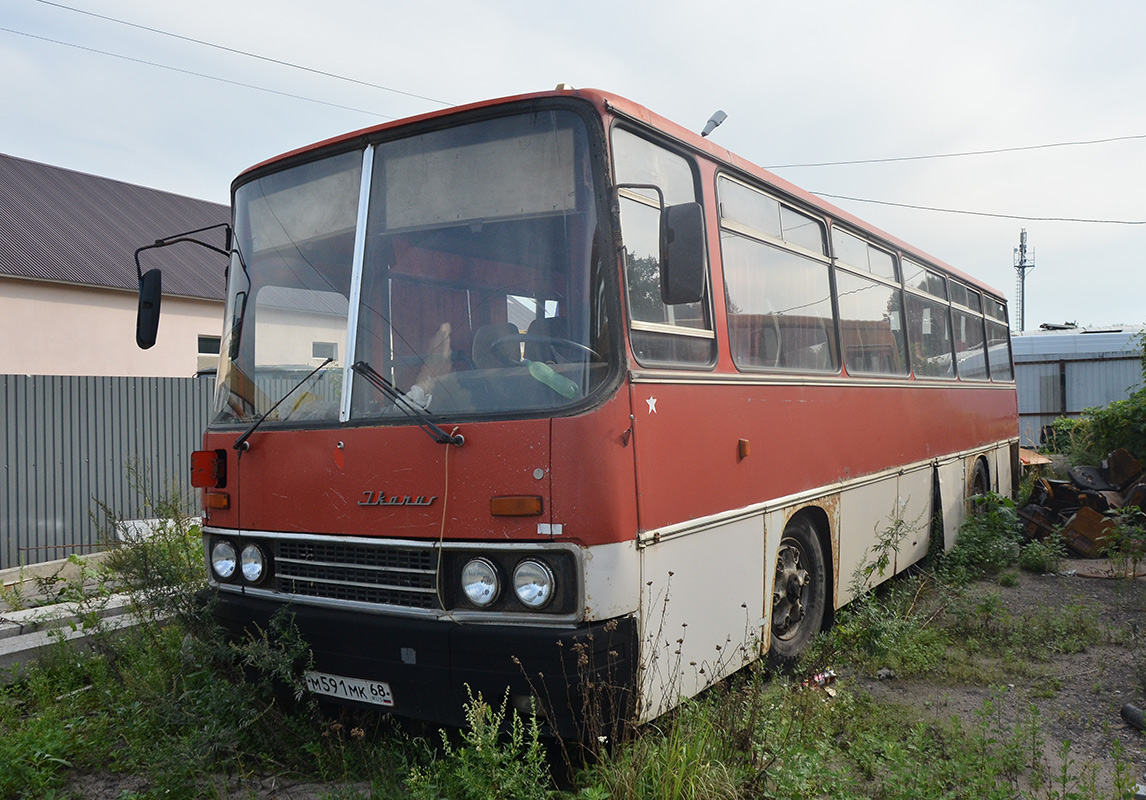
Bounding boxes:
1048 327 1146 463
1083 388 1146 463
822 578 948 677
939 493 1023 585
1044 415 1098 463
1017 534 1067 575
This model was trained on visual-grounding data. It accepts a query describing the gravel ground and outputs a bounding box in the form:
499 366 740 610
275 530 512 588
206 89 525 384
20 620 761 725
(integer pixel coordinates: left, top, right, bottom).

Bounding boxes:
42 558 1146 798
851 560 1146 793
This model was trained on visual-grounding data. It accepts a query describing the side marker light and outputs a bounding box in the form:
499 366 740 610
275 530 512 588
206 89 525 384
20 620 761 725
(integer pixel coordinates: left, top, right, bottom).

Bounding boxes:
203 491 230 510
490 496 544 517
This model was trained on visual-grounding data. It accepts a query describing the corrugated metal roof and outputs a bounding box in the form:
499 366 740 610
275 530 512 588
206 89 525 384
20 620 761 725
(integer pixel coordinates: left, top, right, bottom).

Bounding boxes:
1011 326 1145 360
0 153 229 301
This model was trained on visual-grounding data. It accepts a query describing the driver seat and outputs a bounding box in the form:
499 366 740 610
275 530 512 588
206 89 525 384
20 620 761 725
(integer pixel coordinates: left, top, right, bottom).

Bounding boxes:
524 317 569 363
472 323 520 369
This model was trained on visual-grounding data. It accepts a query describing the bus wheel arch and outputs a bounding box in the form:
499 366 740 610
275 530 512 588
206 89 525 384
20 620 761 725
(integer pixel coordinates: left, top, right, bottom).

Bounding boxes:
969 456 991 509
767 509 830 670
928 468 946 556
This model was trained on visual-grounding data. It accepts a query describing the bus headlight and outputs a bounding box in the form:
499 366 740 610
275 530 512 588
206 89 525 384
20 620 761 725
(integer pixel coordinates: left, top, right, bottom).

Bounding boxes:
513 559 555 609
240 543 267 583
210 540 237 580
460 558 500 607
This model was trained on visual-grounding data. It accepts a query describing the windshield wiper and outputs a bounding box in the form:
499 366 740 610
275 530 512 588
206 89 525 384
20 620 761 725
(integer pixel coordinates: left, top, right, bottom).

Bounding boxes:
233 357 333 451
351 361 464 447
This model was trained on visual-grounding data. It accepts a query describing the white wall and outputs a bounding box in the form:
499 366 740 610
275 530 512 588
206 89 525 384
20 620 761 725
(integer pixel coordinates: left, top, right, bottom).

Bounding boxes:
1 277 223 377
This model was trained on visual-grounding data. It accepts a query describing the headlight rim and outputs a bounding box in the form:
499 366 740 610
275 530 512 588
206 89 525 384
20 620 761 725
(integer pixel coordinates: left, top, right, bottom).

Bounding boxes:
240 542 267 584
460 556 501 607
512 558 556 610
210 539 238 581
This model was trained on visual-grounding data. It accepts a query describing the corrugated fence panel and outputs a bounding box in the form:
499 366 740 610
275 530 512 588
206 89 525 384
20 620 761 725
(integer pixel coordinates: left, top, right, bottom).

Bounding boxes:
1016 362 1059 415
0 375 214 570
1068 358 1142 412
1015 355 1144 446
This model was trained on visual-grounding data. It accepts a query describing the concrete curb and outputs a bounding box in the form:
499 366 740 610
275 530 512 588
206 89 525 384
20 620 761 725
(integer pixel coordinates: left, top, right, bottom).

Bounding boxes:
0 593 141 683
0 551 116 613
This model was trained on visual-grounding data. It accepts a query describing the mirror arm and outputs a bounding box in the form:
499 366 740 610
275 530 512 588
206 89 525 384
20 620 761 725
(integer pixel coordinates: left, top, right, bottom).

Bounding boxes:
134 222 234 280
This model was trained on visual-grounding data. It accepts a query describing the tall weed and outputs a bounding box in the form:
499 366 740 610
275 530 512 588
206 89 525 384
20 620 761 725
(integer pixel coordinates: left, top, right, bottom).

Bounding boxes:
407 687 553 800
1103 507 1146 578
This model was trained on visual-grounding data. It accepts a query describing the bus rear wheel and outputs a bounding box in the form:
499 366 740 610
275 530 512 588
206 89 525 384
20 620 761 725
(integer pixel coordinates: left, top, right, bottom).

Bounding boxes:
971 459 989 496
970 459 990 512
768 516 827 670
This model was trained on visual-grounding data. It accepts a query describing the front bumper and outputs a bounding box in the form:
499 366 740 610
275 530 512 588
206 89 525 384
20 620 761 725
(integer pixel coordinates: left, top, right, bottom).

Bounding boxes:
212 589 636 740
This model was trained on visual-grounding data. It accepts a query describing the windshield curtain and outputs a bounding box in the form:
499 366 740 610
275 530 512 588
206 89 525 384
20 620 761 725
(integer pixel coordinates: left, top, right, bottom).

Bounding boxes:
213 109 612 426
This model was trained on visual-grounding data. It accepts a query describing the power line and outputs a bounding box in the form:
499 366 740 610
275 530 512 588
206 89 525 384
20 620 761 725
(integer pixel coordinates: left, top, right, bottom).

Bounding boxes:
1 26 393 119
16 5 1146 227
813 191 1146 225
35 0 453 108
767 134 1146 169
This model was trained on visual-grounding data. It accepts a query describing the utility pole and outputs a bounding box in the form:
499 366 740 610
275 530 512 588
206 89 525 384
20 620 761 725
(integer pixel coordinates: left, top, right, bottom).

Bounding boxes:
1013 229 1035 332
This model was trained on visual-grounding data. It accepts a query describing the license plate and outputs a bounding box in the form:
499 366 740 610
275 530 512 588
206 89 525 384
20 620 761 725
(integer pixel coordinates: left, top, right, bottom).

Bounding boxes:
304 670 394 707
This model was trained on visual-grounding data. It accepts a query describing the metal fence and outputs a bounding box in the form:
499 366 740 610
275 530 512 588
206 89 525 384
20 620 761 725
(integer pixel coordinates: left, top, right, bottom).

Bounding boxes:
1012 328 1145 447
1 374 214 570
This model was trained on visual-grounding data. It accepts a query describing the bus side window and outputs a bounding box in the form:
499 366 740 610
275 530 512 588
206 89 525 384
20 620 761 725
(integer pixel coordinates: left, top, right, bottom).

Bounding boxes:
612 128 715 368
984 297 1013 381
717 176 836 374
831 229 908 378
903 261 955 379
951 287 990 381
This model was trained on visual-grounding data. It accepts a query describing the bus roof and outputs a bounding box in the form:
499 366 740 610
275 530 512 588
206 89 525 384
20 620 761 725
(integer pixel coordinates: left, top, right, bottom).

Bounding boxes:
236 86 1005 301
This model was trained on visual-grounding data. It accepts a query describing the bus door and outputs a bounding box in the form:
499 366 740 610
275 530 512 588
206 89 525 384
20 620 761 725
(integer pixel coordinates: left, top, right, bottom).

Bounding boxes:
613 128 761 720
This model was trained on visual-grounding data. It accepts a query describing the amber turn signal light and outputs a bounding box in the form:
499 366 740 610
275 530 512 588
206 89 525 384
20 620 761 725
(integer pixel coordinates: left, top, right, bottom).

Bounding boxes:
203 491 230 510
490 495 544 517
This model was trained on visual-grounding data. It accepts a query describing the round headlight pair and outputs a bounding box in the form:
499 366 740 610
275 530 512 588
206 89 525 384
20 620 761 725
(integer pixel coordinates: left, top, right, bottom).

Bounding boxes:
459 557 555 610
210 540 267 584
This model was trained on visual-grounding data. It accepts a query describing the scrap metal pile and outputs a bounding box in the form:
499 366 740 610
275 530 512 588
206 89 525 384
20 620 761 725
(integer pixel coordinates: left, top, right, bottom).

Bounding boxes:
1020 448 1146 557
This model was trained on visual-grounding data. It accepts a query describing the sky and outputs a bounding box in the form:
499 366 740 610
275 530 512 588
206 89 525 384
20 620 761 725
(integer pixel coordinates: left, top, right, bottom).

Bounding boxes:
4 0 1145 331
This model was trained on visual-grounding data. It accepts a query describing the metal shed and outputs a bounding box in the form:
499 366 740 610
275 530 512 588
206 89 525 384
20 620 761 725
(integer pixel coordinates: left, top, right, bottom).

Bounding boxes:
1012 325 1144 446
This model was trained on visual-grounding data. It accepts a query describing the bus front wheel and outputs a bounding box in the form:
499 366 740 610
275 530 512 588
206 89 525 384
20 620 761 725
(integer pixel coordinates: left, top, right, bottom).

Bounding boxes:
768 516 827 670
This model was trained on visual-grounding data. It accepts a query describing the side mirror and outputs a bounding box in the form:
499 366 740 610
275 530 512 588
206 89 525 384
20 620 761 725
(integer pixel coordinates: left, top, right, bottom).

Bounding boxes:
226 290 247 360
660 202 705 305
136 269 162 349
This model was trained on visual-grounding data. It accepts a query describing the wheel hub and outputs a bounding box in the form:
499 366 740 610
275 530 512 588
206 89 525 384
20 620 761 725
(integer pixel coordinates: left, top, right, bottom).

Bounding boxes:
772 544 809 637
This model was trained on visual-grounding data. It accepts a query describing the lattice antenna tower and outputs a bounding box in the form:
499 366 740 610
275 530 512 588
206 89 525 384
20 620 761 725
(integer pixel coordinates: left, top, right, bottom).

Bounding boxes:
1013 228 1035 331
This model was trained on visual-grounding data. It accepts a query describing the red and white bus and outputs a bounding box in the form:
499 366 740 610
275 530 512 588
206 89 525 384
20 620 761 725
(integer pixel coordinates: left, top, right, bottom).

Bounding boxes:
139 86 1017 738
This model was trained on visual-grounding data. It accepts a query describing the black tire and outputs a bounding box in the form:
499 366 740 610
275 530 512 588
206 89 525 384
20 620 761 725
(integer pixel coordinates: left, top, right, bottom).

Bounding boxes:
767 516 827 670
967 458 994 513
971 453 990 504
971 459 989 495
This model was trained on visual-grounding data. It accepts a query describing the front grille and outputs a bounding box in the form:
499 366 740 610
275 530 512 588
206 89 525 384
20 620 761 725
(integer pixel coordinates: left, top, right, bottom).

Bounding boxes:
273 539 440 610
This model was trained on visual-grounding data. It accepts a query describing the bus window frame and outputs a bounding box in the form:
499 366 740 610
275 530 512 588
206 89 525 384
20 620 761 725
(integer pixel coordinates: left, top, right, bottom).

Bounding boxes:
611 123 717 370
949 280 991 382
715 173 840 376
828 226 910 379
222 98 629 427
983 295 1015 383
903 284 957 381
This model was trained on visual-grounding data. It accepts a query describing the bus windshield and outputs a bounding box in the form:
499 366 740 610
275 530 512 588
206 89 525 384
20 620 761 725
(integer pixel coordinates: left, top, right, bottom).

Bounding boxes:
213 109 612 426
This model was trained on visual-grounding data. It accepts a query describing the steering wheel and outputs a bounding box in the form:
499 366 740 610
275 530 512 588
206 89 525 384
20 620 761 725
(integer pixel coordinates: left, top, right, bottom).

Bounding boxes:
490 334 601 367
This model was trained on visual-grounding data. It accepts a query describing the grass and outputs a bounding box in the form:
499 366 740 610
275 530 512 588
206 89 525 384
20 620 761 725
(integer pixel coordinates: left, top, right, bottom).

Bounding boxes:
2 489 1142 799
